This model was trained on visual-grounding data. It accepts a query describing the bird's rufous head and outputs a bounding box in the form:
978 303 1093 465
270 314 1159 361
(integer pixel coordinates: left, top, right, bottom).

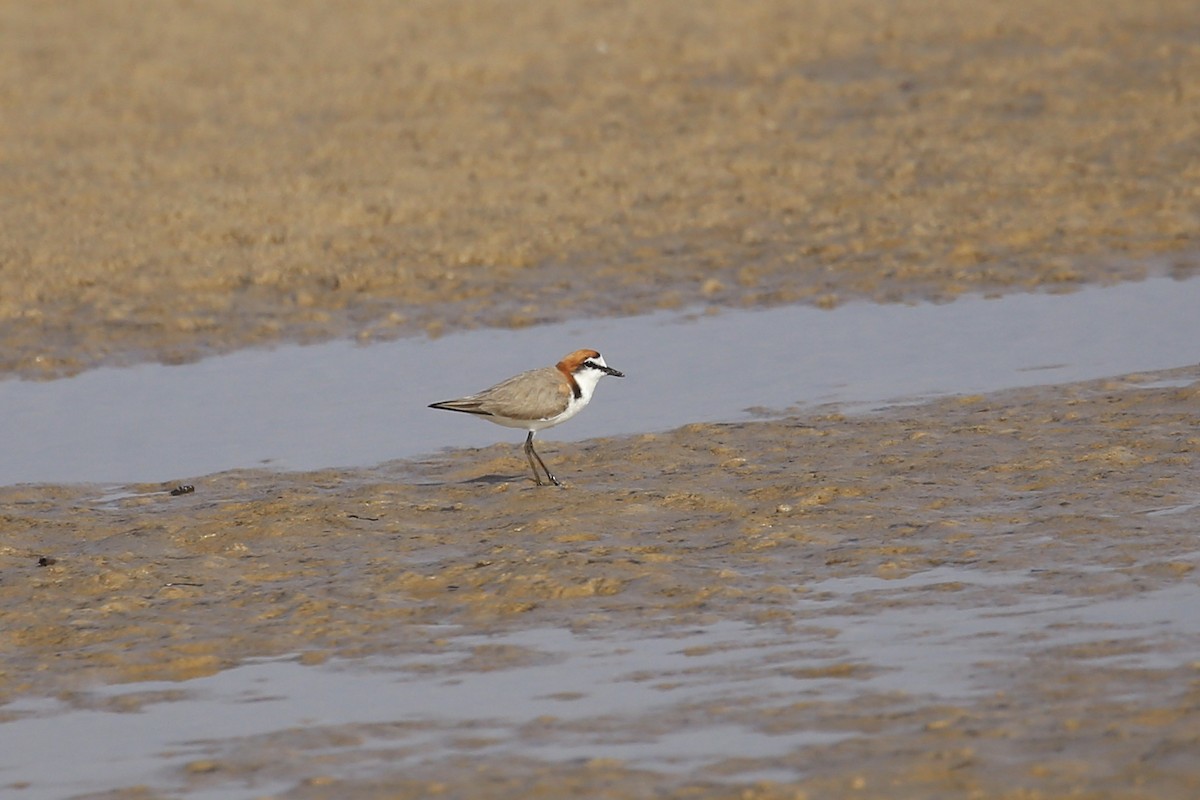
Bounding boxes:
557 349 624 378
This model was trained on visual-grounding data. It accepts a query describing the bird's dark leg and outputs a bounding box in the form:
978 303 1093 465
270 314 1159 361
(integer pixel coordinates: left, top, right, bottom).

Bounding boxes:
524 431 560 486
523 432 544 485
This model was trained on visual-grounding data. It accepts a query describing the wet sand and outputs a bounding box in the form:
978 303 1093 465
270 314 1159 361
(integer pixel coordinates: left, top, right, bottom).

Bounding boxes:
2 1 1200 798
4 367 1200 798
2 0 1199 377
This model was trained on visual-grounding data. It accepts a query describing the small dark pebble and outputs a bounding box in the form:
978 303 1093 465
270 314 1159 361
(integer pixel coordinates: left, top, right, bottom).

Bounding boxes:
37 556 57 567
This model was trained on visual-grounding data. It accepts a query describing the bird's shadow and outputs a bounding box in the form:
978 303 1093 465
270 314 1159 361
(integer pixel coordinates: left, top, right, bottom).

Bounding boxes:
414 472 567 488
463 472 530 485
416 470 558 488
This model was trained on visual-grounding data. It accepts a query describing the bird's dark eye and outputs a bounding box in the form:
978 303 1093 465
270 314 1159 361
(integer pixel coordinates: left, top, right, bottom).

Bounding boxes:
583 360 598 370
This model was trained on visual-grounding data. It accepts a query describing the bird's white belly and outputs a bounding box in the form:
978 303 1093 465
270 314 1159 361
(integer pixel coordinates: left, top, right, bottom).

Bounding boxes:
483 398 586 432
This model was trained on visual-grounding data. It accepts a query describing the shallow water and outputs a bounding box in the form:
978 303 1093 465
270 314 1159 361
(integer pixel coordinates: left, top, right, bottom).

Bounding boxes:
3 276 1200 486
3 280 1199 797
5 559 1198 799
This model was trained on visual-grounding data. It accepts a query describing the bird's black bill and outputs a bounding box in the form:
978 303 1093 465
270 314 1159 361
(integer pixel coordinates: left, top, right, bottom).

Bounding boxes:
583 360 624 378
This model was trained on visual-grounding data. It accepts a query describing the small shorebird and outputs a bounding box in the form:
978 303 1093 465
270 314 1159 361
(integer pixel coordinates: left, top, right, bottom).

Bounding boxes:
428 349 624 486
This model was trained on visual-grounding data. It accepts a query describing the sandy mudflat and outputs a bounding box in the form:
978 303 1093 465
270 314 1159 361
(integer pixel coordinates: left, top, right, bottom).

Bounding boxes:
2 1 1200 798
4 368 1200 798
1 0 1198 377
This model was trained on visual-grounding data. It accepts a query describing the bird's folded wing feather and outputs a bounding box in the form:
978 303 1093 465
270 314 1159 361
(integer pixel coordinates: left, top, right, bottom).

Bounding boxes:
467 367 571 420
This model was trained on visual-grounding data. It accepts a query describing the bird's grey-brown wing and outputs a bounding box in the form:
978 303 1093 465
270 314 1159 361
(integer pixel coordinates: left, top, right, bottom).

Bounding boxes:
430 367 570 420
